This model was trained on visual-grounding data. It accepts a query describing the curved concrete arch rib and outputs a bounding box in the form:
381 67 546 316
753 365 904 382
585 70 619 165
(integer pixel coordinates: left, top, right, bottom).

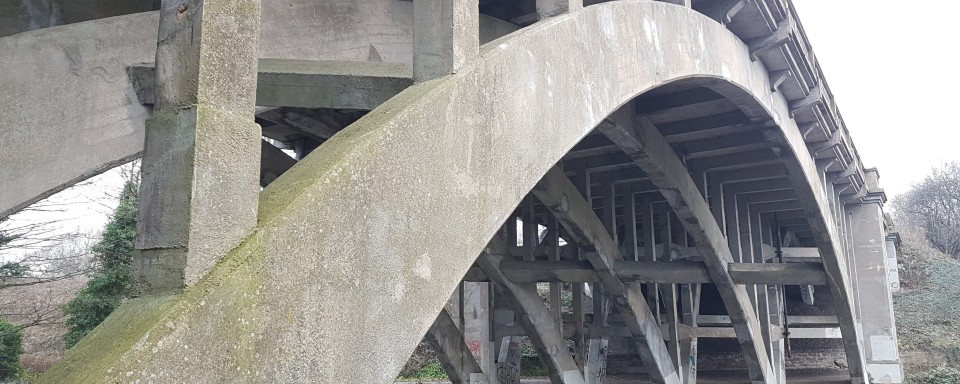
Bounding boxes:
41 2 857 382
700 81 868 383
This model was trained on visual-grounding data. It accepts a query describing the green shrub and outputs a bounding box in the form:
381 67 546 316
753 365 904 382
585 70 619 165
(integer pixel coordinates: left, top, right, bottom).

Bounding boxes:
910 366 960 384
0 262 26 278
0 317 23 381
63 181 138 347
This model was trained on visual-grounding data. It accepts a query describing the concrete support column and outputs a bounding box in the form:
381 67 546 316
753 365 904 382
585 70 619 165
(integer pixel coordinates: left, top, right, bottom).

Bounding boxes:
849 202 903 383
571 161 589 370
536 0 582 19
493 307 522 384
586 176 613 384
135 0 262 294
640 196 660 324
413 0 479 82
464 281 495 377
679 283 700 384
884 235 901 293
584 284 609 384
767 285 786 384
658 205 683 376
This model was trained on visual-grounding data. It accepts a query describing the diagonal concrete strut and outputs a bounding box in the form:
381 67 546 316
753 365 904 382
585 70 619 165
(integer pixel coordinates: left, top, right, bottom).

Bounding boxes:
532 168 681 384
599 108 775 384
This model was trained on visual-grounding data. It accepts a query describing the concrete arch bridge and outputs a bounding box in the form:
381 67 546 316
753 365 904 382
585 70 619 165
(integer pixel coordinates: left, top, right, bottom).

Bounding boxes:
0 0 902 383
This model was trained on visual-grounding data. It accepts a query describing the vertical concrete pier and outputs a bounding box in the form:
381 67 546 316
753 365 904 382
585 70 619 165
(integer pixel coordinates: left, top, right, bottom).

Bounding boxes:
134 0 263 293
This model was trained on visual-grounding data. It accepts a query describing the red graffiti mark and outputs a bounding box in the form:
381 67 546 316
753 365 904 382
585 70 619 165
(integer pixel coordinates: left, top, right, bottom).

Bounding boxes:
466 339 482 359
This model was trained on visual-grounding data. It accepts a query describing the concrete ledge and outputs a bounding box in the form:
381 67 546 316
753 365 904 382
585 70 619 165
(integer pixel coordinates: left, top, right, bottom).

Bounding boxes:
129 59 413 110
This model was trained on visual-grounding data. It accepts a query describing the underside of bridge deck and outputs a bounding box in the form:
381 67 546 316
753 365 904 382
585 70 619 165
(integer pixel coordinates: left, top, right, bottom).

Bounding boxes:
0 0 902 383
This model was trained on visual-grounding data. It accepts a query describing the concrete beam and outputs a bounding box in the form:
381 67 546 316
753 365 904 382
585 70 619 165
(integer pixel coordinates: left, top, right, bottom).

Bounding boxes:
130 60 413 110
709 165 786 184
686 149 780 172
133 0 263 293
663 123 759 143
462 260 828 285
748 18 792 60
532 168 681 384
640 98 740 125
725 178 794 195
599 111 774 383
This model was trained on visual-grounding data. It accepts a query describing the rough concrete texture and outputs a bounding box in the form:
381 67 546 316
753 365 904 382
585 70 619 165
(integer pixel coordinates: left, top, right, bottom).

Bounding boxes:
154 0 260 114
40 2 836 382
135 0 263 292
0 0 157 37
0 0 517 218
129 59 414 109
413 0 480 81
849 203 903 383
135 106 262 292
537 0 583 19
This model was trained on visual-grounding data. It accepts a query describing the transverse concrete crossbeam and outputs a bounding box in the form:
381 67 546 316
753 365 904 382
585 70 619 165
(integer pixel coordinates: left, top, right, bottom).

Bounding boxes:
461 260 828 285
129 59 413 110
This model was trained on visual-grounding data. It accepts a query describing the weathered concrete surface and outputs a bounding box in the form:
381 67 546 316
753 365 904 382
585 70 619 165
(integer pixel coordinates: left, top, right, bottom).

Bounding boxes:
413 0 479 81
0 0 156 38
133 0 263 292
849 203 903 383
40 2 841 382
0 0 516 219
129 59 414 109
0 11 155 219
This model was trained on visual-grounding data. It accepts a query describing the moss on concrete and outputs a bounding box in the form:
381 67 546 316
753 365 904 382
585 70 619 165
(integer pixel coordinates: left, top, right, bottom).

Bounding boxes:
40 295 177 383
39 232 268 383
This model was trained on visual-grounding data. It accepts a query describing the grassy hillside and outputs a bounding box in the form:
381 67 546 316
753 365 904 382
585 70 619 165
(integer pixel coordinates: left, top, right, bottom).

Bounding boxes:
894 238 960 383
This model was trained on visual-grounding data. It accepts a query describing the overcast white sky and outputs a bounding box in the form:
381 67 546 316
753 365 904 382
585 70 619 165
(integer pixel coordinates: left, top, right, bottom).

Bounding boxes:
792 0 960 198
4 2 958 260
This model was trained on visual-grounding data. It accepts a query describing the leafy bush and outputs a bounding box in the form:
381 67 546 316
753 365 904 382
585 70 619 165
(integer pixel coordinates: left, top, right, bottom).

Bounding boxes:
0 262 26 278
910 366 960 384
0 317 23 381
62 181 138 347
